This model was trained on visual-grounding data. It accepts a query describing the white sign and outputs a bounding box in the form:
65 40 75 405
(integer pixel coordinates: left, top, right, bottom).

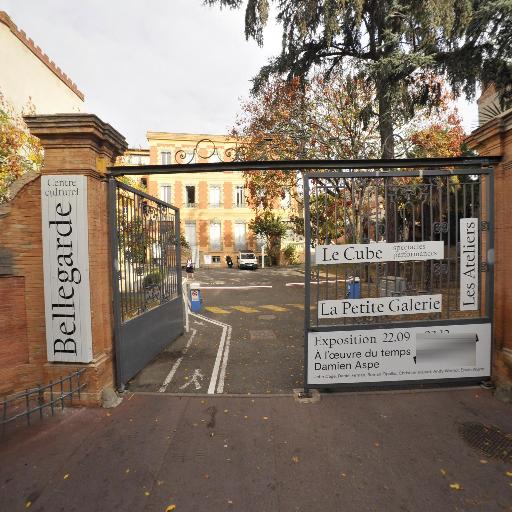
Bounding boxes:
41 175 93 363
308 323 491 385
319 294 442 318
460 218 479 311
316 241 444 265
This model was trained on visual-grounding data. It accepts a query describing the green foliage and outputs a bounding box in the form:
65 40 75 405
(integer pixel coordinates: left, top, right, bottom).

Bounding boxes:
283 244 299 265
180 234 190 248
0 94 43 204
142 270 161 288
205 0 512 157
117 215 147 265
249 211 287 264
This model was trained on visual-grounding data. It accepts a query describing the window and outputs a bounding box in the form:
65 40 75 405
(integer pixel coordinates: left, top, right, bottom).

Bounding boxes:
210 222 221 251
185 186 196 207
209 185 221 207
235 185 246 207
160 184 172 203
161 151 172 165
185 222 197 247
212 256 221 263
234 222 246 250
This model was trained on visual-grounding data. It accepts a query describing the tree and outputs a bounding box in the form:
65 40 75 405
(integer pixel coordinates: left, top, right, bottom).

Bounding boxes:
234 73 466 244
0 93 43 204
205 0 512 157
248 211 288 265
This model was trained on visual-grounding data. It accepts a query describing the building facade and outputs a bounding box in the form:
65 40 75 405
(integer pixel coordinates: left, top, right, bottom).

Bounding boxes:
0 11 84 115
145 132 297 267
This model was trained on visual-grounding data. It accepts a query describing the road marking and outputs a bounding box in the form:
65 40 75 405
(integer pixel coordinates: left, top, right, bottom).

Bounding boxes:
201 285 272 290
287 304 304 309
232 305 260 313
205 306 231 314
179 369 204 390
158 328 197 393
190 312 232 394
261 305 288 312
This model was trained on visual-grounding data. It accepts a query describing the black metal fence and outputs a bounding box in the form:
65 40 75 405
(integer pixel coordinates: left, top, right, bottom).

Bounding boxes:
112 180 181 323
109 178 184 389
303 161 495 391
305 169 493 329
1 369 86 436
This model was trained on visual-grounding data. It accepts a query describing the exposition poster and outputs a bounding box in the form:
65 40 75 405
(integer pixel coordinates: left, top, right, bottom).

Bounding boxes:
307 323 491 384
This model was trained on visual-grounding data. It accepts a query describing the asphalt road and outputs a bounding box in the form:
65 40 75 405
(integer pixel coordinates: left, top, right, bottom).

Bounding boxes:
128 267 308 395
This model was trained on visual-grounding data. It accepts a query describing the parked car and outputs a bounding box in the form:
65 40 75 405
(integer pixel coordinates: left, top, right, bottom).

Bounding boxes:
237 251 258 270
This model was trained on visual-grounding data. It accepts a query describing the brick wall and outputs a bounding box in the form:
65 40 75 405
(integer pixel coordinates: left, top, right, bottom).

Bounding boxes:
0 176 45 396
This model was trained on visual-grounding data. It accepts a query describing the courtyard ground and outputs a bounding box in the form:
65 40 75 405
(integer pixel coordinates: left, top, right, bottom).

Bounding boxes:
1 389 512 511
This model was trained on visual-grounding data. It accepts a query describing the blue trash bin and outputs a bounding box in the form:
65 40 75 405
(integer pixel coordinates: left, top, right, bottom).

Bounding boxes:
189 282 202 312
347 277 361 299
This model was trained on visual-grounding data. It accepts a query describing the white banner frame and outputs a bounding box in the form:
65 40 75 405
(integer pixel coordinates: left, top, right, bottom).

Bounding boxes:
41 175 93 363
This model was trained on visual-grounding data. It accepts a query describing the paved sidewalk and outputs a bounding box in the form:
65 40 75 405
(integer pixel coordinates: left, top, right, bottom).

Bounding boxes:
1 389 512 512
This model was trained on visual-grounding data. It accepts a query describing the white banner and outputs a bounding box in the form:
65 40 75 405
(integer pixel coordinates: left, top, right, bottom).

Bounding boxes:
41 175 93 363
460 218 479 311
316 241 444 265
308 323 491 384
319 294 442 318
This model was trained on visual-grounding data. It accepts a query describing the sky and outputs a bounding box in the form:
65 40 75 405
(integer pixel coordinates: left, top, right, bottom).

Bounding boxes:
2 0 479 148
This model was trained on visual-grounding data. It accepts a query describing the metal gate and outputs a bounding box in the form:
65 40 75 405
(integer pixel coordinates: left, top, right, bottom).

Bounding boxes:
304 160 495 391
109 178 183 389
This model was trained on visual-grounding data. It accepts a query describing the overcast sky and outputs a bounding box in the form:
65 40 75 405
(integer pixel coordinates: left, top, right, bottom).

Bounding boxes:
2 0 479 148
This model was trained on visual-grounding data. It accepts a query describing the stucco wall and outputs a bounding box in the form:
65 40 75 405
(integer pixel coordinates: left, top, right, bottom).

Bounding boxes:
0 21 84 114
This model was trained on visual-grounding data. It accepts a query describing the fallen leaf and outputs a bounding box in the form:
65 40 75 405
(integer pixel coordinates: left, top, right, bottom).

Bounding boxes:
157 480 164 485
165 506 176 512
291 456 299 464
373 442 380 447
340 473 347 478
262 416 269 420
449 483 462 491
244 415 248 419
440 469 447 476
480 459 488 464
25 502 32 509
506 471 512 477
63 473 69 480
125 468 130 474
224 409 229 413
144 491 150 496
106 412 111 417
204 474 209 479
227 500 233 505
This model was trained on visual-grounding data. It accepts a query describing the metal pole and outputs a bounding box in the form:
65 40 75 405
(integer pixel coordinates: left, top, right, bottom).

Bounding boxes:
302 173 312 397
108 177 124 391
262 245 265 268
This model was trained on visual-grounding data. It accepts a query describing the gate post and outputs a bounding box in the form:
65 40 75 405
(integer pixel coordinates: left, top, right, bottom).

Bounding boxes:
467 111 512 399
24 114 127 405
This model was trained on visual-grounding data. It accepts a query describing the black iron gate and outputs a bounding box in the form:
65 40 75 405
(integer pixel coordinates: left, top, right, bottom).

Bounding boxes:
109 178 183 390
304 160 495 391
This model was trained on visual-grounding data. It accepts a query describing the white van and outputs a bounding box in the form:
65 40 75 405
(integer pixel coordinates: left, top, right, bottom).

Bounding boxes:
237 251 258 270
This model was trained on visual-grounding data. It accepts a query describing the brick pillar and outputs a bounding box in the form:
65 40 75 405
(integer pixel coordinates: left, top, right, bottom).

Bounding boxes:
24 114 127 405
466 110 512 399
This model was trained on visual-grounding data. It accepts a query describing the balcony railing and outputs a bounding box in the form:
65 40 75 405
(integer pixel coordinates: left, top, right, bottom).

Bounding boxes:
208 202 223 208
185 202 197 208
